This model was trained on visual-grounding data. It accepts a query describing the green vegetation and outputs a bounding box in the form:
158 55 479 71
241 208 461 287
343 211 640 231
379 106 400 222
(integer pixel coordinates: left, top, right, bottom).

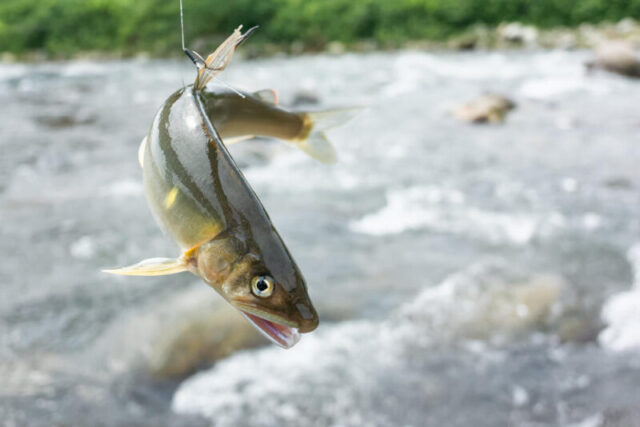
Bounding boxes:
1 0 639 56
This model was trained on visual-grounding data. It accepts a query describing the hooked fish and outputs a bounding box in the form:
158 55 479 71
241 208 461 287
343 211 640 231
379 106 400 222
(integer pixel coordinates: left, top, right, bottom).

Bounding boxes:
199 87 357 163
104 25 353 348
137 87 357 167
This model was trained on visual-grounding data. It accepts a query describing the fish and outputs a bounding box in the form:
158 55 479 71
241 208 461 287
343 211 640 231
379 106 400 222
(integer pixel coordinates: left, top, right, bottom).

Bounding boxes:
104 26 329 348
137 87 357 167
199 87 358 163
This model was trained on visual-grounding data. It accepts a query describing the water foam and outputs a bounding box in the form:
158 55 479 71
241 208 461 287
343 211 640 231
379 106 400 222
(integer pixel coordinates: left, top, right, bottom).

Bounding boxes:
172 262 563 425
599 243 640 352
350 185 561 245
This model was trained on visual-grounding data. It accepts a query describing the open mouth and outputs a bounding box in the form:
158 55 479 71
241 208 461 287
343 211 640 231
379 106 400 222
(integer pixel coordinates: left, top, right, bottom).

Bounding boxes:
240 311 301 349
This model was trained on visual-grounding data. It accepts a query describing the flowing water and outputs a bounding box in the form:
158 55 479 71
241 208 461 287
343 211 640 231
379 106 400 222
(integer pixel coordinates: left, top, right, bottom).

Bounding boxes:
1 50 639 426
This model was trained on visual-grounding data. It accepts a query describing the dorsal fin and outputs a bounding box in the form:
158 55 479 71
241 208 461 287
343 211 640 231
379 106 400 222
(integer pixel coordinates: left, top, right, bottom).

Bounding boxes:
253 89 279 105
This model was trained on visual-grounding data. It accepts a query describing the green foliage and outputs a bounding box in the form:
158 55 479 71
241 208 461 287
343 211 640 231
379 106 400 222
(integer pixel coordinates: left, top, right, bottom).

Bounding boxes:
0 0 639 56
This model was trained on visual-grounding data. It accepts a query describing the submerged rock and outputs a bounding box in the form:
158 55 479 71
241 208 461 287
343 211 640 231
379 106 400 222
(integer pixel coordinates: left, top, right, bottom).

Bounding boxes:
586 41 640 78
91 284 355 380
94 285 265 379
453 94 516 124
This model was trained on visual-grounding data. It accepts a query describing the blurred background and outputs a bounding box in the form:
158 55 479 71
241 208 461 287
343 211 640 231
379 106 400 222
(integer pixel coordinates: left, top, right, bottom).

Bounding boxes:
1 1 640 426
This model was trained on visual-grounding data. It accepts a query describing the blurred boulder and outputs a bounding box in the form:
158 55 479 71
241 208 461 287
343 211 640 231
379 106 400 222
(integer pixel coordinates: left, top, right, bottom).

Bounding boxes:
586 41 640 78
453 94 516 124
96 285 265 380
94 283 354 380
447 25 492 51
538 28 578 50
447 36 477 51
497 22 538 47
616 17 639 35
327 41 346 55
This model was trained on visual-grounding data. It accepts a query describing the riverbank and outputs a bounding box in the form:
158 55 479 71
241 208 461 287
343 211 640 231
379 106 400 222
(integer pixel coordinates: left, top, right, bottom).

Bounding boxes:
2 18 640 63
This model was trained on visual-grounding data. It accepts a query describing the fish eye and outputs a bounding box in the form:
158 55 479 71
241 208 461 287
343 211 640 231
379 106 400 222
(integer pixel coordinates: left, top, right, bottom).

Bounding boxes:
251 275 275 298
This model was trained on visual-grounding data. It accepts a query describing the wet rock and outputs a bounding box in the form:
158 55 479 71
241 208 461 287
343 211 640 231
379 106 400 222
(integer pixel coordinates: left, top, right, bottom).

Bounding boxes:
553 308 602 343
586 41 640 78
453 94 516 124
352 40 378 53
95 285 265 380
1 52 17 63
327 41 346 55
448 33 479 51
577 23 608 48
497 22 538 47
616 17 640 38
447 24 492 51
538 28 579 50
92 281 356 381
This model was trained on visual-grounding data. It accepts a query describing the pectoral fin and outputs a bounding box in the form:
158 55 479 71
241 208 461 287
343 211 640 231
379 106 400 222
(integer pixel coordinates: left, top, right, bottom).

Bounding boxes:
103 257 187 276
253 89 278 105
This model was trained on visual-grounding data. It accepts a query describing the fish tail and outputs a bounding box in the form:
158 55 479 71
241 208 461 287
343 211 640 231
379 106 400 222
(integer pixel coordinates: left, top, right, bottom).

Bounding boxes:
295 108 360 164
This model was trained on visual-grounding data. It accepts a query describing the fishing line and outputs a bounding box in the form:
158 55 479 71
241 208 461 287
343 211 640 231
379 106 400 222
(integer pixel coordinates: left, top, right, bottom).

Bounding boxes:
180 0 186 52
213 78 247 98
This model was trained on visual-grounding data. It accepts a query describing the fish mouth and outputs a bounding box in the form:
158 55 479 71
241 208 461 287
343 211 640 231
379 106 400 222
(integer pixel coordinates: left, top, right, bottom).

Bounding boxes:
236 305 301 349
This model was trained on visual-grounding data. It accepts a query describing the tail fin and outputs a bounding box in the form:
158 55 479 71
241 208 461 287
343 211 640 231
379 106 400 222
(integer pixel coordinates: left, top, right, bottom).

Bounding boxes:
295 108 360 164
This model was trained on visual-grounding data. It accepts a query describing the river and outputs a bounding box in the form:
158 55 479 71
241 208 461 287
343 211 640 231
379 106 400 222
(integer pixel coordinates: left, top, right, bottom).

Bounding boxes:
1 49 639 426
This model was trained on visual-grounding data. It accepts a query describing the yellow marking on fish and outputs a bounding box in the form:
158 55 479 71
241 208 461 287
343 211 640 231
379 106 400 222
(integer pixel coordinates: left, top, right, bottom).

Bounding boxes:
181 244 201 263
293 114 314 142
164 187 179 209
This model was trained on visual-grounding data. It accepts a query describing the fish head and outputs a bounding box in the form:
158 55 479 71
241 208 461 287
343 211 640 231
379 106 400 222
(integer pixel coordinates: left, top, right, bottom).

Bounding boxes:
195 234 318 348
